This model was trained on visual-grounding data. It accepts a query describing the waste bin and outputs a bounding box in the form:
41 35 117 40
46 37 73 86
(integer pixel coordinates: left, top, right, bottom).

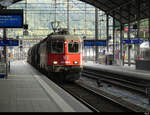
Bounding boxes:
106 54 113 65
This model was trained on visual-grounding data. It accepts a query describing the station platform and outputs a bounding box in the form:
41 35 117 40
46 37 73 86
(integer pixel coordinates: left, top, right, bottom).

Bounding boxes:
0 60 91 112
84 61 150 81
83 61 150 111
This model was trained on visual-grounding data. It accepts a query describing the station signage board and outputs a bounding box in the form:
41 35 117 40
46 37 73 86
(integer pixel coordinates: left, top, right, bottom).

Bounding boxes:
84 40 106 46
0 9 23 28
122 39 143 44
0 40 19 46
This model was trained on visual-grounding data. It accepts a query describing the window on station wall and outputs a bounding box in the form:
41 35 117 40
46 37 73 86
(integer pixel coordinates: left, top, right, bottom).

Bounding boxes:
7 0 107 41
139 19 149 38
69 0 95 39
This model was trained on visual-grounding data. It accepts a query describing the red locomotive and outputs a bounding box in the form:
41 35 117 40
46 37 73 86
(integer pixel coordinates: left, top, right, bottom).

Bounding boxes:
27 29 83 82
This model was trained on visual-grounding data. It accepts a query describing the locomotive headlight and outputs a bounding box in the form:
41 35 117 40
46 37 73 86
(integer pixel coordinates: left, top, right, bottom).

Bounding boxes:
53 61 58 64
73 61 79 64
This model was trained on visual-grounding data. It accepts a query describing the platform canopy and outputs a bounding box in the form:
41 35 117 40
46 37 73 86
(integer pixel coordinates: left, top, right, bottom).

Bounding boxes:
0 0 149 24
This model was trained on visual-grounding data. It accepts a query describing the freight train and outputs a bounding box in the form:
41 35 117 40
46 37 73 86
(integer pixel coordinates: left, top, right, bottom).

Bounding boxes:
27 29 83 82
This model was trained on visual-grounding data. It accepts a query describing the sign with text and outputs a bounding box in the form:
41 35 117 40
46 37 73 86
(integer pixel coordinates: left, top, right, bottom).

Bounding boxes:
0 9 23 28
0 40 19 46
84 40 106 46
122 39 143 44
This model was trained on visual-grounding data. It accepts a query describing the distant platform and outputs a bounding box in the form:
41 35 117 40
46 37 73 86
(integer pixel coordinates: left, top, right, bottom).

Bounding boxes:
84 61 150 81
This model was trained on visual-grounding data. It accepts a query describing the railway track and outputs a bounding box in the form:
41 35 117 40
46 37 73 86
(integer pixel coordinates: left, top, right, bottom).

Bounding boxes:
40 67 149 112
57 81 140 112
40 71 134 112
82 68 148 96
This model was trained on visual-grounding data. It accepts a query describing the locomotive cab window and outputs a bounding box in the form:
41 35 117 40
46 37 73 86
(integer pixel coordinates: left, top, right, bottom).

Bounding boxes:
51 41 64 53
68 42 79 53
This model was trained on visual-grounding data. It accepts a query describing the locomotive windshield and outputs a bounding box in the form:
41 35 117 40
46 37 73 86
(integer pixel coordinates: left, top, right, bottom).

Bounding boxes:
68 42 79 53
52 41 64 53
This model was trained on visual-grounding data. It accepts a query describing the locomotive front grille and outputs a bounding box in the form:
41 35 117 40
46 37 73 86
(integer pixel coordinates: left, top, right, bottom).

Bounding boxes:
48 65 83 72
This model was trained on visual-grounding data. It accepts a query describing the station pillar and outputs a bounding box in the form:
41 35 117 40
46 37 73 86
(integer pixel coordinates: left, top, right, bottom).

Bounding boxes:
136 0 141 59
112 12 115 64
127 5 131 66
149 0 150 47
67 0 69 31
106 13 109 52
3 28 8 79
119 7 123 66
95 8 99 63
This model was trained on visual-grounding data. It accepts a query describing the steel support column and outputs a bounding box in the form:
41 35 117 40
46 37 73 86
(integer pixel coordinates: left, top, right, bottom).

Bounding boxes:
128 5 131 66
54 0 56 23
122 24 125 66
67 0 69 31
84 3 87 62
3 28 8 79
95 8 99 63
136 0 141 59
149 0 150 47
84 3 87 36
119 7 123 65
106 13 109 52
113 12 115 63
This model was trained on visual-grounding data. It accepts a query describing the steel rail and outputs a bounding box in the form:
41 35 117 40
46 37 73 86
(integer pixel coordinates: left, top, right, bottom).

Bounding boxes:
57 82 135 112
82 69 147 95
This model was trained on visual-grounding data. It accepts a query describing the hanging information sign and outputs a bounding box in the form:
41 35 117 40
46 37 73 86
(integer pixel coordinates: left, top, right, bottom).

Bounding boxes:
0 9 23 28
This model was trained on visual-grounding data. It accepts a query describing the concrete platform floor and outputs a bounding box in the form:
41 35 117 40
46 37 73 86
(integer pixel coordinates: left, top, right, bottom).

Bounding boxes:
0 60 91 112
